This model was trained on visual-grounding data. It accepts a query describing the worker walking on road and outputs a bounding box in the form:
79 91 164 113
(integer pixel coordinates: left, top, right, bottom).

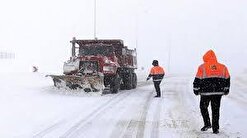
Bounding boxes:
193 50 230 134
147 60 165 97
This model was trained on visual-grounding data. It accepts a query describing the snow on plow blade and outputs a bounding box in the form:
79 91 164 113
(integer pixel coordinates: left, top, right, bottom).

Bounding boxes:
47 75 104 92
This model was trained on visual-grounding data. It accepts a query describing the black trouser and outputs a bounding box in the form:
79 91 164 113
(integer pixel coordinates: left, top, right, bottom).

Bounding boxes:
200 95 222 131
153 81 161 96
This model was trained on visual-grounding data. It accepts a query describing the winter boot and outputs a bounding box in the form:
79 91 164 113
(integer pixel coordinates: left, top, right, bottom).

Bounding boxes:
213 129 219 134
201 125 212 131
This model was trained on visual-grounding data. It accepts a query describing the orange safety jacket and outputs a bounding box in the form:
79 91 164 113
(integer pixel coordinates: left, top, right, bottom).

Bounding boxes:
193 50 230 95
147 66 165 81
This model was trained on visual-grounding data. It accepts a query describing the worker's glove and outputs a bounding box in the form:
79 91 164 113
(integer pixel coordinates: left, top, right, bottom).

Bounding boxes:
193 87 200 96
224 91 229 95
223 87 230 95
146 77 150 81
194 91 199 95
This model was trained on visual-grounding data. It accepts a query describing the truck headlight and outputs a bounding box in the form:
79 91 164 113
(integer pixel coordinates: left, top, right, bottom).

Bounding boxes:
104 59 111 64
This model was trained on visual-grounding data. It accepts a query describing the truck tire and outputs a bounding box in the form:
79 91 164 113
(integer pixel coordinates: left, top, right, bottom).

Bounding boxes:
110 75 120 93
125 73 133 90
120 76 125 90
132 73 137 89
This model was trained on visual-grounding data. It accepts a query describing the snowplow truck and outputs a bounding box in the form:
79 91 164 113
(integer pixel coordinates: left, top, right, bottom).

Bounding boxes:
48 37 137 93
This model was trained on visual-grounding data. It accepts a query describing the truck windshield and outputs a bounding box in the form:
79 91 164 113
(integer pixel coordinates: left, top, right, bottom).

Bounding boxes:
79 46 113 56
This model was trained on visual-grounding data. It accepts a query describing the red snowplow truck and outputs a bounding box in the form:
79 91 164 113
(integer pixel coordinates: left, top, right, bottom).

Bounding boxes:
48 37 137 93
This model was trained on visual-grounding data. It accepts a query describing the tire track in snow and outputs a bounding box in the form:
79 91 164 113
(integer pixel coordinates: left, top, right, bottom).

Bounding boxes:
33 81 153 137
61 90 136 138
109 88 153 138
193 126 242 138
136 91 153 138
150 98 162 138
33 120 64 138
33 91 127 137
178 77 239 138
228 81 247 106
122 90 153 138
159 79 199 137
228 95 247 106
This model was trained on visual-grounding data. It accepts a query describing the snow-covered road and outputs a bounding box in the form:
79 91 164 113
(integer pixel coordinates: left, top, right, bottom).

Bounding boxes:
0 73 245 138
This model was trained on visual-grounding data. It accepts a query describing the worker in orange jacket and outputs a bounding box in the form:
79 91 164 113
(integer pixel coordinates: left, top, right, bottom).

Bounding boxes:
147 60 165 97
193 50 230 134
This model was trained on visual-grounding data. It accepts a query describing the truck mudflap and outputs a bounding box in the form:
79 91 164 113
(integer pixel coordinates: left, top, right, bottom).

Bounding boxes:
47 75 104 92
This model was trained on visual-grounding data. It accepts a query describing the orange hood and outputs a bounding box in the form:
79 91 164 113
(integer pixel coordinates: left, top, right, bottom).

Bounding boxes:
203 50 218 63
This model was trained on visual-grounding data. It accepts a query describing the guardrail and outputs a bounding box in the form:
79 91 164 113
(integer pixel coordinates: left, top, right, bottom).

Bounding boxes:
0 52 15 59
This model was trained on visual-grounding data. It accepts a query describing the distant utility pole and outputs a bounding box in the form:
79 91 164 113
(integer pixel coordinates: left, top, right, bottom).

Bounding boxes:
167 34 172 73
135 12 139 69
94 0 97 39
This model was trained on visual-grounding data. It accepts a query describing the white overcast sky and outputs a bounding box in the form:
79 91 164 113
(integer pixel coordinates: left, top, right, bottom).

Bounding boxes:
0 0 247 74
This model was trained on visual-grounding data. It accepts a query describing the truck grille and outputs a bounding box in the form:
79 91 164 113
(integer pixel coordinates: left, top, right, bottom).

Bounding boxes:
79 61 99 74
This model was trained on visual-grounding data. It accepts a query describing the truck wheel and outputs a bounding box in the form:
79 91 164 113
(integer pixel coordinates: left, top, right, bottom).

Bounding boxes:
110 75 120 93
132 73 137 89
125 73 133 90
120 76 125 90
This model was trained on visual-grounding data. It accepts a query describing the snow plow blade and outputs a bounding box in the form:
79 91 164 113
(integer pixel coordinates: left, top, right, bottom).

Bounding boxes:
47 75 104 92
